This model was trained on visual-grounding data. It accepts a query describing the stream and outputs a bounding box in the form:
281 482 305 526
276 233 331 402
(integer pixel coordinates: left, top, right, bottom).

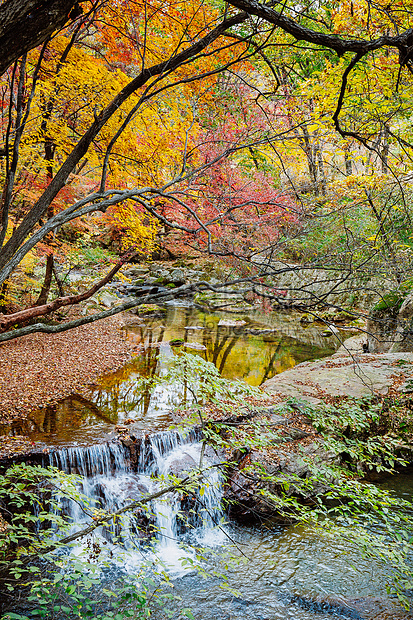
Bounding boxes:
2 305 411 619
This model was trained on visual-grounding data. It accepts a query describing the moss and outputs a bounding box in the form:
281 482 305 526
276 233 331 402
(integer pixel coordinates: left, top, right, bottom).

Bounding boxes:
170 338 184 346
372 291 405 315
136 304 166 315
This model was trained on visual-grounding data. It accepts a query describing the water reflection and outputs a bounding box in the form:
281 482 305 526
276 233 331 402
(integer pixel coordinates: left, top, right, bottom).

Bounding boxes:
2 306 346 447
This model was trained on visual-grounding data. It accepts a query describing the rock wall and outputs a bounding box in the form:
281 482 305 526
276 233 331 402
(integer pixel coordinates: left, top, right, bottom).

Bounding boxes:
254 260 395 311
367 290 413 353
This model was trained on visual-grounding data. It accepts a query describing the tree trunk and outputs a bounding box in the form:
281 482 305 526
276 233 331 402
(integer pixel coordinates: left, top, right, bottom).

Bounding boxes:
0 0 78 76
344 149 352 175
0 252 135 332
35 253 54 306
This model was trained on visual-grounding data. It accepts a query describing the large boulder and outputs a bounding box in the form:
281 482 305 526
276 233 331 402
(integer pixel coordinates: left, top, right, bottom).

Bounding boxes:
390 289 413 352
367 290 413 353
224 440 339 522
262 352 413 401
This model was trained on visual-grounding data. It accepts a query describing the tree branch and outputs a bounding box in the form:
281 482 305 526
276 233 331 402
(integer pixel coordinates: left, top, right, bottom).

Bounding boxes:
0 252 136 332
226 0 413 56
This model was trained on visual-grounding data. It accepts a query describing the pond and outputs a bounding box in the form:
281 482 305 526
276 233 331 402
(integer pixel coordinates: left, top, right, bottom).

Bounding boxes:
1 305 343 447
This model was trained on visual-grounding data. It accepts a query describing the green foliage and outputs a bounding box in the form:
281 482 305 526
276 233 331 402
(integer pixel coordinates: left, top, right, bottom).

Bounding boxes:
68 242 116 268
143 352 265 426
0 464 191 620
302 397 410 472
372 291 405 314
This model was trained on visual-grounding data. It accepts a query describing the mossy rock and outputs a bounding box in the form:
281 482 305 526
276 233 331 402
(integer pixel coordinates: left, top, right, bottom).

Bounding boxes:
170 338 184 346
372 291 405 316
300 313 314 324
136 304 167 315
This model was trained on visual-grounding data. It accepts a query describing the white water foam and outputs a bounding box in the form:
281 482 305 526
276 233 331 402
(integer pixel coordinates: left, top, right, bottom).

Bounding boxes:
47 431 225 575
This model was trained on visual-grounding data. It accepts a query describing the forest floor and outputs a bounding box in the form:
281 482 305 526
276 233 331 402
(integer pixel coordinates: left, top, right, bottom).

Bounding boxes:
0 313 139 458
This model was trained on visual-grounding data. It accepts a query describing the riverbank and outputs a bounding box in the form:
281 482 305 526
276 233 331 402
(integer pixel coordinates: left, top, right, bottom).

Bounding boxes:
0 314 139 457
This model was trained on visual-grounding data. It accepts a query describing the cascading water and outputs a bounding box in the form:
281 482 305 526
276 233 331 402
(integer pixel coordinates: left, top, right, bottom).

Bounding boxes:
47 429 225 574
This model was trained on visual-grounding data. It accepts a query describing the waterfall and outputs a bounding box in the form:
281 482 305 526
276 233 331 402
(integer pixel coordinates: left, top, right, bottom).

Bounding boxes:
46 429 225 573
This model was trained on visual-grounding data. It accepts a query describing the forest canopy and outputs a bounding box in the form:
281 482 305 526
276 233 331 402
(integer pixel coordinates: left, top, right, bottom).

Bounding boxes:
0 0 413 339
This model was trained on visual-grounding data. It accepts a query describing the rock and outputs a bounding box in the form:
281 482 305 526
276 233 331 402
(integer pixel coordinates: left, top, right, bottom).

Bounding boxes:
262 352 413 401
168 452 196 476
183 342 207 350
170 268 185 283
94 290 121 308
390 289 413 352
366 288 413 353
335 335 367 356
225 440 339 522
117 475 149 500
399 378 413 393
133 304 167 316
157 269 171 280
123 267 149 277
249 259 395 311
300 313 315 324
218 319 247 328
269 414 291 425
284 427 311 440
170 338 185 346
120 436 135 447
367 292 404 353
278 440 339 478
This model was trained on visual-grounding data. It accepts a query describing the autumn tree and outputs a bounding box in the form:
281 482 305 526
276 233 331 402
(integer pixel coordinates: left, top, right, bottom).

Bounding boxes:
0 0 291 340
2 0 413 342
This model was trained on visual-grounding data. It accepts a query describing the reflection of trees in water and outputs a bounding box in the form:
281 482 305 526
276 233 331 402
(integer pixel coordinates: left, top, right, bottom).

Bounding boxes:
165 307 291 385
87 323 166 422
5 395 109 439
26 309 334 432
202 320 284 385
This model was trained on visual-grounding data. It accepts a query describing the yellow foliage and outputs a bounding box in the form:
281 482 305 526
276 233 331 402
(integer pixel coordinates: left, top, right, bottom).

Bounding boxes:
107 201 159 255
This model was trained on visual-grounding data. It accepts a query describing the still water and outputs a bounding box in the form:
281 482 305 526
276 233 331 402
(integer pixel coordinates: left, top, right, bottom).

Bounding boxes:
2 305 340 447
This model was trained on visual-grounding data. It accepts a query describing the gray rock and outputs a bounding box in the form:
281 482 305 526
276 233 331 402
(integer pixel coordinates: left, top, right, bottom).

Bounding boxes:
262 352 413 400
335 334 367 355
170 268 185 282
168 452 196 476
90 289 120 308
269 414 291 425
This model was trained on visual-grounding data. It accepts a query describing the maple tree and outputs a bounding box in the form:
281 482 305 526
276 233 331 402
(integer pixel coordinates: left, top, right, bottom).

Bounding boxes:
158 78 299 257
1 0 413 341
0 0 260 338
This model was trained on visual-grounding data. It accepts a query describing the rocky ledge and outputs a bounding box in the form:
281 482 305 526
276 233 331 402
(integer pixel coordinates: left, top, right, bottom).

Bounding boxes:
262 349 413 402
222 346 413 523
